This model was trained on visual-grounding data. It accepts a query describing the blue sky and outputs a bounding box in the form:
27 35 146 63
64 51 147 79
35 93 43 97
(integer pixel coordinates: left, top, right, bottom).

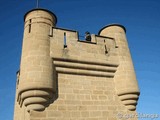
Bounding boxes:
0 0 160 120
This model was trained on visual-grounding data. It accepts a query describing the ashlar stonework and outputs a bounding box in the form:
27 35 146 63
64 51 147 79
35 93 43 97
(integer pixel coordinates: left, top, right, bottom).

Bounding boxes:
14 8 140 120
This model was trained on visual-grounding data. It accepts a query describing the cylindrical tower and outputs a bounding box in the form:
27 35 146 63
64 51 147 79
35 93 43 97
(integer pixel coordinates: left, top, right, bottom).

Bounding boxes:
17 9 57 112
98 24 140 111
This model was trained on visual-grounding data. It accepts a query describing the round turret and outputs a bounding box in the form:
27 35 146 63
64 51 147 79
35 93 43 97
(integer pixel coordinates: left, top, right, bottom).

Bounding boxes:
17 9 57 112
99 24 140 111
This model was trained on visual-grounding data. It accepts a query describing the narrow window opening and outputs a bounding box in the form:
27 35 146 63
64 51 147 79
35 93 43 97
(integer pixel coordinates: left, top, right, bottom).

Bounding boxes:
29 19 32 33
64 32 67 48
16 70 20 89
104 39 108 54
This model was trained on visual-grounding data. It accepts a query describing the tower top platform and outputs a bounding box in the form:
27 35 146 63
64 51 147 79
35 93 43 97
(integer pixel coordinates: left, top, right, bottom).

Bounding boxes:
24 8 57 24
98 23 126 35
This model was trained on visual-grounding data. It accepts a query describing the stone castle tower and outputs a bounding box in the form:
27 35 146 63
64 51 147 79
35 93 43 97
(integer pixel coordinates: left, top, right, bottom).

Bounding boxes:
14 8 140 120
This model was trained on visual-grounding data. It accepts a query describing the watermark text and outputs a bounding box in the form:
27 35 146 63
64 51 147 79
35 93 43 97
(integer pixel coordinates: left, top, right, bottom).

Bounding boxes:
117 113 159 119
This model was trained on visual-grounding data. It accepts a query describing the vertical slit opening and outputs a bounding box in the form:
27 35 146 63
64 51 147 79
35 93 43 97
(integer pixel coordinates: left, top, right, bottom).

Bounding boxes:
29 19 32 33
64 32 67 48
104 39 108 54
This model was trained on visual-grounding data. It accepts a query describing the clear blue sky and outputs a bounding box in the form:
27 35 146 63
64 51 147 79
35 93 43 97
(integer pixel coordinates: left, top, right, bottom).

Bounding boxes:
0 0 160 120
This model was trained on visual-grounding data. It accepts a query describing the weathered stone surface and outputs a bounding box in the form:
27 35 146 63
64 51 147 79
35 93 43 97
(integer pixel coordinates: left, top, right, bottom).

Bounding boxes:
14 9 139 120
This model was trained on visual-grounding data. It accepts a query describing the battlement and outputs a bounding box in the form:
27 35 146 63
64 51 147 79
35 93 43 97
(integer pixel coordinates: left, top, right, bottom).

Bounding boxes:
50 27 118 62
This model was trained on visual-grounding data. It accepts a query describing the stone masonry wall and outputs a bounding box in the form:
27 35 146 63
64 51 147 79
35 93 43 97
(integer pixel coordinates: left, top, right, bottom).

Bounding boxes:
30 74 137 120
14 9 139 120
